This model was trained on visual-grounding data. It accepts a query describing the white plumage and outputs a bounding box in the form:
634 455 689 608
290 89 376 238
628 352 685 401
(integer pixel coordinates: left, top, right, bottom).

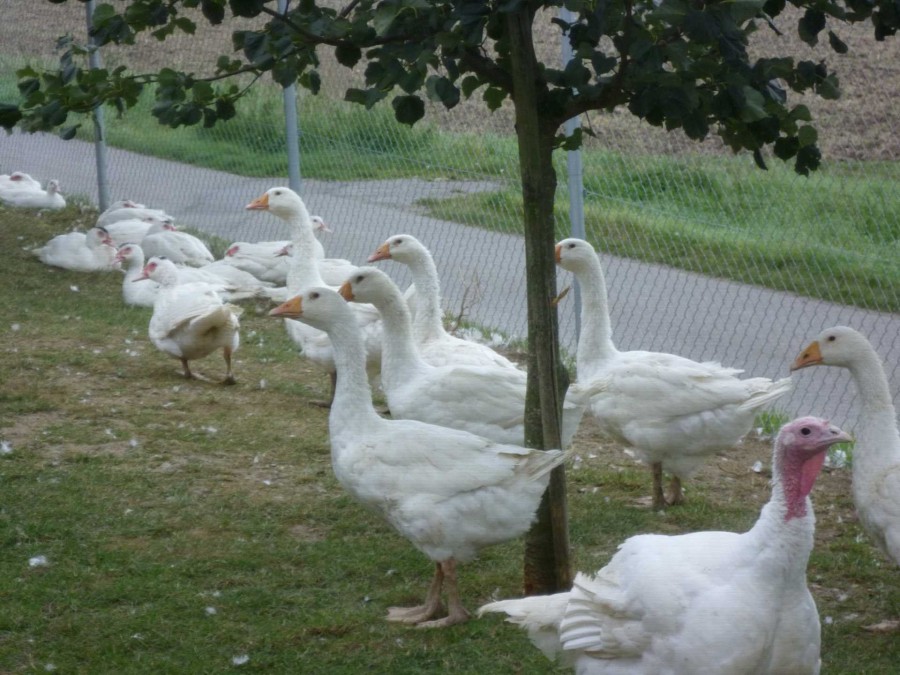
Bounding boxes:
0 171 42 192
367 233 522 371
104 214 173 247
247 187 381 404
270 287 567 627
97 204 171 228
32 226 116 272
141 221 215 267
556 238 792 509
340 266 596 448
480 416 851 674
792 326 900 565
1 178 66 209
139 257 241 383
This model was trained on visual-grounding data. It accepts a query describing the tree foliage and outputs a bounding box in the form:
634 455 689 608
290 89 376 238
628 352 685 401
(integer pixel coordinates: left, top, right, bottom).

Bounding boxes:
4 0 898 175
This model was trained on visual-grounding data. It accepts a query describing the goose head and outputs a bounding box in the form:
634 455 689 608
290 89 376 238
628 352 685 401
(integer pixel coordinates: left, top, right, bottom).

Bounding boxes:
114 243 144 267
46 179 61 195
136 256 178 284
145 218 177 235
88 226 114 248
367 234 424 263
310 215 331 233
338 267 397 307
555 238 598 273
269 287 350 331
246 187 307 221
791 326 872 371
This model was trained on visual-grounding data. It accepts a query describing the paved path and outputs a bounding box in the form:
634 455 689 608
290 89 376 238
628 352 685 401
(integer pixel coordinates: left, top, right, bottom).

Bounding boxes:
4 130 899 428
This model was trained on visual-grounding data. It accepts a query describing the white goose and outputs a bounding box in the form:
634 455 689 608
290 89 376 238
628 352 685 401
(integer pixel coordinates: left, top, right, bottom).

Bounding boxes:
141 221 215 267
247 187 382 403
1 179 66 209
104 214 173 247
367 233 522 371
270 287 567 628
0 171 42 192
480 416 848 674
556 238 792 510
97 204 171 228
114 243 159 307
33 226 116 272
792 326 900 565
340 267 597 448
138 257 241 383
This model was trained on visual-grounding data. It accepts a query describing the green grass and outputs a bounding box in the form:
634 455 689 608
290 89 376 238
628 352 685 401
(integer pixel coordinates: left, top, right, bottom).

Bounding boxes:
1 204 898 673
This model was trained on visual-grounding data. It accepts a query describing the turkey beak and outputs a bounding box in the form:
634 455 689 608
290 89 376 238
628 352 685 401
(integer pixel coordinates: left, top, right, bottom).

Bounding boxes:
367 243 391 263
269 295 303 318
826 424 853 445
554 244 562 264
246 193 270 210
791 341 822 371
338 281 354 301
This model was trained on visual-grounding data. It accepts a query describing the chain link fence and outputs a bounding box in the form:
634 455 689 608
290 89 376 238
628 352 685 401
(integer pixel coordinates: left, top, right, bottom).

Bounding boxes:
2 2 898 427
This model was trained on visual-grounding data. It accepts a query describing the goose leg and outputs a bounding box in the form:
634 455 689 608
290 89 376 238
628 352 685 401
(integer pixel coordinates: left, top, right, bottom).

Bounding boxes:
667 475 685 506
180 357 195 380
417 559 470 628
222 346 236 385
386 562 444 624
651 462 666 511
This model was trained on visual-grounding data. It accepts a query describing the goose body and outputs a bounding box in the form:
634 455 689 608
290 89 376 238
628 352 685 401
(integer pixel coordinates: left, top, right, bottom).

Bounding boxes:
792 326 900 565
141 221 215 267
104 214 174 247
220 241 292 284
480 417 850 674
33 226 116 272
556 238 792 509
341 267 596 448
247 187 382 401
139 257 241 383
97 205 171 228
270 287 567 627
367 234 522 371
2 179 66 209
0 171 42 192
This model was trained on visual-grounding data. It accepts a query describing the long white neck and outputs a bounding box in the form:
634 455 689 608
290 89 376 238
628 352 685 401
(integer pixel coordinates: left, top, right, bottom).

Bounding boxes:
327 312 383 436
123 251 145 280
285 205 326 293
154 263 181 288
847 349 900 478
571 255 618 372
405 248 447 344
370 285 430 393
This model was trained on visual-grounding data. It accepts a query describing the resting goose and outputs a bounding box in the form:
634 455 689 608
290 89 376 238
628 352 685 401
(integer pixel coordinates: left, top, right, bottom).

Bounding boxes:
104 214 173 247
367 234 522 371
556 238 792 510
247 187 382 404
1 179 66 209
481 417 850 674
270 287 567 628
33 226 116 272
97 204 171 228
792 326 900 565
114 244 159 307
138 257 241 383
141 221 215 267
0 171 42 192
340 267 597 448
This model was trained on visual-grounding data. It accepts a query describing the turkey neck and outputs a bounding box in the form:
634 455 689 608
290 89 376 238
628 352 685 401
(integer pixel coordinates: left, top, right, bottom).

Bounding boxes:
406 248 446 344
573 255 618 371
326 310 382 436
370 285 429 394
285 206 326 293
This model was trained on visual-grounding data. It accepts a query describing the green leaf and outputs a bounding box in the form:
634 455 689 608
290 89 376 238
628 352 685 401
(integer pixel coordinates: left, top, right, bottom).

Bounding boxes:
59 125 79 140
0 103 23 131
798 8 826 46
827 30 848 53
740 86 768 122
798 124 818 147
483 85 506 111
335 43 361 69
228 0 263 18
201 0 226 24
392 94 424 125
373 5 399 36
460 75 482 98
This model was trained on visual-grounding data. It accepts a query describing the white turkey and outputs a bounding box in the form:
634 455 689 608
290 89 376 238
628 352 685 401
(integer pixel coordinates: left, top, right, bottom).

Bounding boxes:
340 266 598 448
137 257 241 383
32 226 116 272
480 416 851 674
556 238 792 510
792 326 900 566
270 287 567 627
1 179 66 210
247 187 382 405
367 233 521 371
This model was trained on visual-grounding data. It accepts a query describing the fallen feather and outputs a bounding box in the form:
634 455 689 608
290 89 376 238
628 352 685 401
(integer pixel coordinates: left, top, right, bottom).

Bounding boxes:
1 440 12 455
29 555 49 568
232 654 249 666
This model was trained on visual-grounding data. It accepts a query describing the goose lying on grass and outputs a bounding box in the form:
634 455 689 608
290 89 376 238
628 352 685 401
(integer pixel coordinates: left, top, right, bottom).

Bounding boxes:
33 226 116 272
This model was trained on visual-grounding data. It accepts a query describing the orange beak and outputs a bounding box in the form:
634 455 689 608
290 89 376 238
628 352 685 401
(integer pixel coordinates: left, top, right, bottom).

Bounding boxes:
367 242 391 263
554 243 562 264
246 193 270 211
338 281 354 301
269 295 303 318
791 340 822 371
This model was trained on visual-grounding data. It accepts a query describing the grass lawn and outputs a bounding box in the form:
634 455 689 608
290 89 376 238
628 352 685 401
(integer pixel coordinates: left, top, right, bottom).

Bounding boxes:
0 204 898 673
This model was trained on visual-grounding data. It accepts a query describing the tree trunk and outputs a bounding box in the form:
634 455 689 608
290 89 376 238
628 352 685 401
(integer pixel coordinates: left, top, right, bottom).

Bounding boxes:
504 8 573 595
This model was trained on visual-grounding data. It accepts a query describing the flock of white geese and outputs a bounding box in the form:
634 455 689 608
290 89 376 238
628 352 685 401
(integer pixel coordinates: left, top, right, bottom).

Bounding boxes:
19 179 900 672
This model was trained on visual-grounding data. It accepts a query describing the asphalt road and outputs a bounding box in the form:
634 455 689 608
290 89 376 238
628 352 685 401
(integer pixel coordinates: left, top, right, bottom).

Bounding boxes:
4 130 899 429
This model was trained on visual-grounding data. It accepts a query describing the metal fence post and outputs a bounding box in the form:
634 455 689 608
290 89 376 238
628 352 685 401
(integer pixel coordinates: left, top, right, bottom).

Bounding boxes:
560 7 585 341
279 0 302 194
85 0 109 211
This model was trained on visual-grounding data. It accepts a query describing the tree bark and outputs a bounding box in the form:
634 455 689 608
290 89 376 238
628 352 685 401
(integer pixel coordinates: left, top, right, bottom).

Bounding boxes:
504 7 573 595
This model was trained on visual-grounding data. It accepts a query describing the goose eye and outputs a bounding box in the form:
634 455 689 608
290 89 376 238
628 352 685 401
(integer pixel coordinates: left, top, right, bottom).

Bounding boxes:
827 335 836 342
310 292 319 300
356 275 365 283
568 243 576 248
801 427 811 436
393 239 402 245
